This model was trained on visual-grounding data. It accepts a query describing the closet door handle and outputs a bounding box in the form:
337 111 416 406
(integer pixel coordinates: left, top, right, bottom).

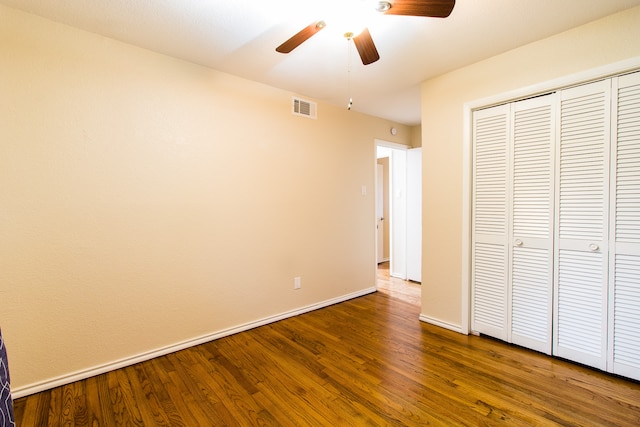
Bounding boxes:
589 243 600 252
515 239 523 247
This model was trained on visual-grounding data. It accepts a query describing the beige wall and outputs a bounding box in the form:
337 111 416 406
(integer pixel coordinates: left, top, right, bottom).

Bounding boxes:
420 6 640 329
410 125 422 148
0 5 412 395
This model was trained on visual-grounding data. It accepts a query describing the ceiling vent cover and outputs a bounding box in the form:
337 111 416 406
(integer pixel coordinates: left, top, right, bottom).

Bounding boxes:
292 97 317 119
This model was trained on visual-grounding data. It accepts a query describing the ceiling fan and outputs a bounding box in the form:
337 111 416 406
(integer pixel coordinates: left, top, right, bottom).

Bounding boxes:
275 0 456 65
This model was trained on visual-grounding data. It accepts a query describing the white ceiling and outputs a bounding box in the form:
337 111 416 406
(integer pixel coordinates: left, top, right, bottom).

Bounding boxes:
2 0 640 125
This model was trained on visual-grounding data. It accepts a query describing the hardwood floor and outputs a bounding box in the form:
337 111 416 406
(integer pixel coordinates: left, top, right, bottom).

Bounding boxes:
13 273 640 426
376 261 421 306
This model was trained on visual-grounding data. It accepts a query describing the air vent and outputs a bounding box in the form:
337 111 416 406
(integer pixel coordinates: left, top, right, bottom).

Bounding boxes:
292 97 317 119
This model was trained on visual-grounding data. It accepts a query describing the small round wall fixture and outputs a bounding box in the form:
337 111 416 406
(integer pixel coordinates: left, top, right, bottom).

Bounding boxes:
390 127 397 135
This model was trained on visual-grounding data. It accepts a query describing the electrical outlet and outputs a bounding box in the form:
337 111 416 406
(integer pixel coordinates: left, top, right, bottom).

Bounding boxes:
294 276 301 290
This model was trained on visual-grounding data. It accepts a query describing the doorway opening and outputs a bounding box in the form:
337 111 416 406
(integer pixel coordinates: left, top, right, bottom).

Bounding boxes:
375 141 422 304
375 142 422 279
376 144 404 277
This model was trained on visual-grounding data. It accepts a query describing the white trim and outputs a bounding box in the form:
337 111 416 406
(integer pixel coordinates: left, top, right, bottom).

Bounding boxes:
460 104 472 335
419 314 464 334
461 56 640 336
374 139 409 151
12 287 376 399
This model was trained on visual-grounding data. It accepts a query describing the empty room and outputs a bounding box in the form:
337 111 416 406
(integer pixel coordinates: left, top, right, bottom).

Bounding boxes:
2 1 640 425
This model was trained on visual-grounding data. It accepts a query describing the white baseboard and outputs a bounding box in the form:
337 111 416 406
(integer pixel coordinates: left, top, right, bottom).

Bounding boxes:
12 287 376 399
419 314 466 335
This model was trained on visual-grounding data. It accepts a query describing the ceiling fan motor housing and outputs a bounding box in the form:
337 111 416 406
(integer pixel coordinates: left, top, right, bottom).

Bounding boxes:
375 1 392 13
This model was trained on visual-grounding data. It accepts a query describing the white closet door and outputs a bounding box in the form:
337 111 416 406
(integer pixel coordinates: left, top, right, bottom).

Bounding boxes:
609 71 640 381
554 80 611 370
471 104 510 340
510 95 555 354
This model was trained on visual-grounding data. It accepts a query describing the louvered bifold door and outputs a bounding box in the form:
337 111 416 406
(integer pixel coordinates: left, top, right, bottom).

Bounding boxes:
509 95 555 354
471 104 510 340
609 71 640 381
554 80 611 370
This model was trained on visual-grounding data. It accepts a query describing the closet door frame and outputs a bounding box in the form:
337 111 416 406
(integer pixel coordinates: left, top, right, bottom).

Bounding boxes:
463 57 640 339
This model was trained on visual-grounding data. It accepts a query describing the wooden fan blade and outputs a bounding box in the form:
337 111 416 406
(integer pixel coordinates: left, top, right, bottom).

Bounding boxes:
384 0 455 18
353 28 380 65
276 21 326 53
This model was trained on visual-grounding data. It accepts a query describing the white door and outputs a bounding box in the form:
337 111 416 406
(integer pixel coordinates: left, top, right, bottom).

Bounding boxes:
470 72 640 381
390 149 407 279
608 71 640 381
376 163 385 264
471 95 556 353
509 94 555 354
554 79 611 370
471 104 510 341
406 148 422 282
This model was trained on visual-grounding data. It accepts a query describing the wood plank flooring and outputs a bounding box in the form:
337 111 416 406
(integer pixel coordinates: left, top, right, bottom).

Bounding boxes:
13 268 640 426
375 261 421 306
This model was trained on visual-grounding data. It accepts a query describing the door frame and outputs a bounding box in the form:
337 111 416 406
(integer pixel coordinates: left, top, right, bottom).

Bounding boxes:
376 140 409 281
376 163 386 264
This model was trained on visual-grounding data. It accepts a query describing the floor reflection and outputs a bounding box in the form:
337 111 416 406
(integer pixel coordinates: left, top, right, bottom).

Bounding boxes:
376 261 421 306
